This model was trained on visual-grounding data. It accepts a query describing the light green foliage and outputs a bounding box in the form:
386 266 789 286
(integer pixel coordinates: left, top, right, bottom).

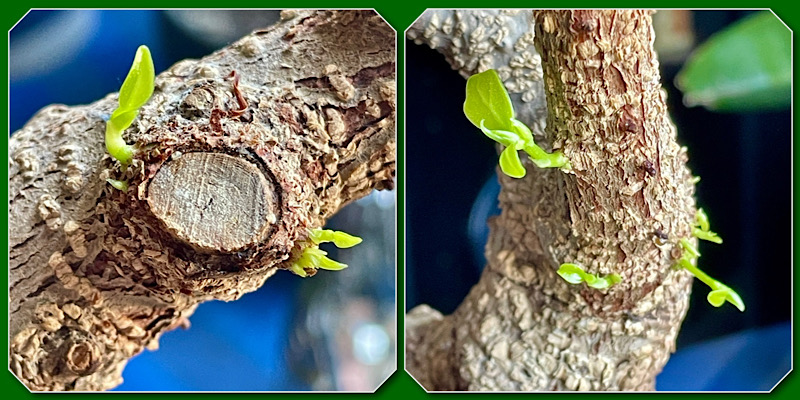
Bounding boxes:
309 229 363 248
106 45 155 166
290 229 363 278
693 208 722 244
464 69 515 131
106 179 129 192
676 11 790 112
675 210 744 312
557 263 621 290
464 69 569 178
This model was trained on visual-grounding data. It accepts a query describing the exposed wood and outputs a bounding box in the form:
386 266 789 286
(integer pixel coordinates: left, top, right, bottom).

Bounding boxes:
147 152 278 253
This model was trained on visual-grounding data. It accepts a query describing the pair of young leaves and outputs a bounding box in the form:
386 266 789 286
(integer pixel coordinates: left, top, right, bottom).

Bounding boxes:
290 230 363 278
463 69 569 178
680 209 744 312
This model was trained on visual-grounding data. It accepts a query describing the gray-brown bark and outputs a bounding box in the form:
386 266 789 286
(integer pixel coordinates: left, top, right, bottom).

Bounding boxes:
406 10 695 391
9 10 395 391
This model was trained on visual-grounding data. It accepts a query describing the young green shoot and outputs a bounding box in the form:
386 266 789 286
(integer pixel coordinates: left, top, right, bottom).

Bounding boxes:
106 45 155 167
693 208 722 244
106 179 129 192
464 69 569 178
677 210 742 311
289 229 363 278
557 263 622 290
678 239 744 312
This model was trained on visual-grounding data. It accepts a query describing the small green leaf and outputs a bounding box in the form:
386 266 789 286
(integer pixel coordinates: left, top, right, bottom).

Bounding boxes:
693 228 723 244
106 179 129 192
499 145 526 178
309 229 332 244
676 235 744 312
291 228 361 277
106 45 155 166
464 69 571 176
692 209 723 244
557 263 585 284
317 255 348 271
679 238 701 258
331 231 362 248
300 247 342 270
116 45 155 115
676 11 790 112
310 229 363 248
589 273 621 290
464 69 514 130
509 118 534 144
557 263 621 290
109 110 138 133
696 208 710 231
479 120 519 148
289 262 308 277
707 286 745 312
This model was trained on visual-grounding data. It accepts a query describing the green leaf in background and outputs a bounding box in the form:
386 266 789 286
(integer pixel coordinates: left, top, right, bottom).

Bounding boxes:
464 69 514 130
676 11 790 112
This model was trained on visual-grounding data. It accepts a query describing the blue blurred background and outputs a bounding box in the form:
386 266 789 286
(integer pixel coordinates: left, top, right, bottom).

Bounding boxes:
9 10 396 391
406 10 791 391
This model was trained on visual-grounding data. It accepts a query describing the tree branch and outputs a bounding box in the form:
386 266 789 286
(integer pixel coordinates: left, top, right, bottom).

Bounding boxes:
9 10 395 391
407 10 695 391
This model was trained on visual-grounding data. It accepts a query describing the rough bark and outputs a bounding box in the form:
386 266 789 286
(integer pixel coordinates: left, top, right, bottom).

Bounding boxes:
9 10 395 391
406 10 695 391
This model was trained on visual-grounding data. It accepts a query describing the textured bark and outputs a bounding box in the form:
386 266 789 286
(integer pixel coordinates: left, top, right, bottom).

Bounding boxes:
407 10 695 391
9 10 395 391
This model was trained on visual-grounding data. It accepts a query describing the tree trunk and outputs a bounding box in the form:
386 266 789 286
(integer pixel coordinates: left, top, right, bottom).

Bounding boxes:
9 10 395 391
406 10 695 391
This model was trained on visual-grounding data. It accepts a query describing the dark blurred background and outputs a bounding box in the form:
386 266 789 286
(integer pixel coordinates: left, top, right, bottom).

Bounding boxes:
9 10 396 391
406 10 790 391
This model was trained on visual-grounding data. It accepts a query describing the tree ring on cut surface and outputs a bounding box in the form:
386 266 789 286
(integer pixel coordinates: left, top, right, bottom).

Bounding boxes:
147 152 277 253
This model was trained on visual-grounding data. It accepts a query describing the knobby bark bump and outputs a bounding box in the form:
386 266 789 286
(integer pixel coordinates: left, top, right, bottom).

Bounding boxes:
9 10 395 391
407 10 696 391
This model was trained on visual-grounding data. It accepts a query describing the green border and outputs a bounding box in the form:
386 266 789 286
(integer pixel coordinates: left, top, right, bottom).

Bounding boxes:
4 2 798 397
